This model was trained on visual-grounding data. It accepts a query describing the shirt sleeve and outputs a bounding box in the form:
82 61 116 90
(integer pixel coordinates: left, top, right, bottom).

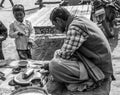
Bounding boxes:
9 23 19 38
57 25 89 59
28 21 35 42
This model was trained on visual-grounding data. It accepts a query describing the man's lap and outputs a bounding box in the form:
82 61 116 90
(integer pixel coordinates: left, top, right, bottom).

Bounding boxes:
49 58 89 83
48 57 112 95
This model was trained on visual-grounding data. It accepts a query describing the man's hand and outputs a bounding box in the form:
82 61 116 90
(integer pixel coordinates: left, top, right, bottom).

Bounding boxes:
17 32 24 36
41 62 49 70
54 49 61 59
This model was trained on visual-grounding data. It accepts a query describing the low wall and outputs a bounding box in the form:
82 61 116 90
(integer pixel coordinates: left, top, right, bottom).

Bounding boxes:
32 34 65 60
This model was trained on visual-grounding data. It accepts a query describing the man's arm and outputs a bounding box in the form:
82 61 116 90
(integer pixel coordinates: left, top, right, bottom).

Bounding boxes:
56 25 89 59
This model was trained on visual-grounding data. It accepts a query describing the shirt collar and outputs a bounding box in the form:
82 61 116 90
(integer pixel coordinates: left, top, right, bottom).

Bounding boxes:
15 19 26 25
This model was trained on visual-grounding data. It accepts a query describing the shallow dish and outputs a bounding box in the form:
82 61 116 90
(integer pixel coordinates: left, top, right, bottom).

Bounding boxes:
18 60 28 68
13 72 32 85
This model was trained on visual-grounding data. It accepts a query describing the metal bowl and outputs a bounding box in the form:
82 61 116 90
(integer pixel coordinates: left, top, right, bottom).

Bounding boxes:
18 60 28 68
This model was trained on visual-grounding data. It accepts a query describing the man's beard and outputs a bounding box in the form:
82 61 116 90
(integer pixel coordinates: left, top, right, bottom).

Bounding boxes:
60 26 66 33
55 25 66 33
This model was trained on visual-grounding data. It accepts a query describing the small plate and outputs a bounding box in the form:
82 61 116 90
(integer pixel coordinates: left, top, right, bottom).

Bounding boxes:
13 72 32 85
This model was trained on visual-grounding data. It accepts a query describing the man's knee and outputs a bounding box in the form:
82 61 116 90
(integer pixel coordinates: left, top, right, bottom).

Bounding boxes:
49 59 60 73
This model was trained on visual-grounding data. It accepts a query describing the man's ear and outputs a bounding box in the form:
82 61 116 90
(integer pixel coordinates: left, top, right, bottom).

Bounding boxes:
56 17 61 23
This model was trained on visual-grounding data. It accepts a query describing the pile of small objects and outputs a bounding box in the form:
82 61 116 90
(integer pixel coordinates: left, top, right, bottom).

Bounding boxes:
8 60 49 90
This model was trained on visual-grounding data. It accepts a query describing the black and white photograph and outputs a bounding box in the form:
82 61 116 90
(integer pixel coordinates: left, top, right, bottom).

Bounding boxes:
0 0 120 95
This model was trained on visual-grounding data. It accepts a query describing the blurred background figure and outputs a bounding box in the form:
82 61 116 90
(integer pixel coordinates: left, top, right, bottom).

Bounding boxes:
0 0 14 8
59 0 69 6
59 0 91 6
0 21 7 59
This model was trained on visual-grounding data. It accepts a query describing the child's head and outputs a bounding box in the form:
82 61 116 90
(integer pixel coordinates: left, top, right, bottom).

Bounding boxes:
12 4 25 23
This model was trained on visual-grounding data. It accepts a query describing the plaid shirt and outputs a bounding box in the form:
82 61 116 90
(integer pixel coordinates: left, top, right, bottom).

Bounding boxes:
57 25 89 59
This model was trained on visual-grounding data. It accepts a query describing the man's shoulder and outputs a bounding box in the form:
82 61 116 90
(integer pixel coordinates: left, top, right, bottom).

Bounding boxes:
69 19 84 30
71 16 85 25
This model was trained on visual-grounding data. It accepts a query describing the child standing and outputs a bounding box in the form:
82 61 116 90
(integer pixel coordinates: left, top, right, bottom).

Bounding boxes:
9 4 35 60
0 21 7 59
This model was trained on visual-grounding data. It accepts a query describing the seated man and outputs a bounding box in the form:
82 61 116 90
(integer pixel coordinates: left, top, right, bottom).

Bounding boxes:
43 7 113 95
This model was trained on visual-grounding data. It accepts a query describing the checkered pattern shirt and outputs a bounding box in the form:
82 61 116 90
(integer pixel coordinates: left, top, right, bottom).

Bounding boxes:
57 25 89 59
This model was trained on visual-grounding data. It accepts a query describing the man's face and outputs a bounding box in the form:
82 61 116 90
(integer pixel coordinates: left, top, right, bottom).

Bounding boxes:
14 11 25 23
52 18 66 33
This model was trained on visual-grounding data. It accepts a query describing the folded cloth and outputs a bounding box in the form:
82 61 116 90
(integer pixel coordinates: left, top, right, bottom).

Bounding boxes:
66 79 94 92
76 53 105 84
62 77 112 95
49 57 89 84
